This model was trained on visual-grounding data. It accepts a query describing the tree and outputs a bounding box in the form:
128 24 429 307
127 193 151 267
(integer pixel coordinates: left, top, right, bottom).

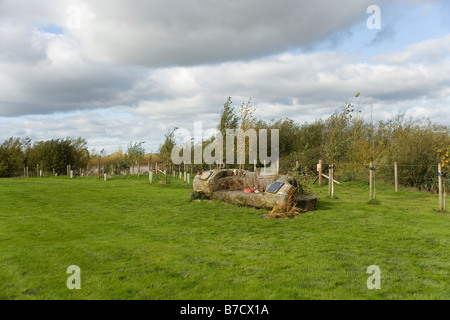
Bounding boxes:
217 97 240 135
0 137 27 177
159 128 177 165
127 141 145 174
216 97 240 167
238 98 256 169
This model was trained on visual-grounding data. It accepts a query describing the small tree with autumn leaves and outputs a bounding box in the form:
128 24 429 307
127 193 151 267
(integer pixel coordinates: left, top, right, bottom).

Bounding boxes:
436 146 450 171
238 98 256 169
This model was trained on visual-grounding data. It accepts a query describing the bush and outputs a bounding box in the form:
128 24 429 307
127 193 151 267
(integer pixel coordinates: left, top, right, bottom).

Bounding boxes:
288 168 313 195
189 191 208 201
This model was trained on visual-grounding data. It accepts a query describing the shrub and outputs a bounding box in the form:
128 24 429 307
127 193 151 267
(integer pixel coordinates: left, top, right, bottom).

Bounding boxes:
287 168 313 195
189 191 208 201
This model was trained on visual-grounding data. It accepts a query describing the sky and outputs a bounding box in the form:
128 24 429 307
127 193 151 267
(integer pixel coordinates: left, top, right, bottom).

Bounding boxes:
0 0 449 154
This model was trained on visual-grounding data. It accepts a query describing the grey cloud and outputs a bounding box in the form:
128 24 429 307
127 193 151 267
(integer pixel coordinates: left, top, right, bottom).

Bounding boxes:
0 23 49 64
74 0 382 67
0 0 385 116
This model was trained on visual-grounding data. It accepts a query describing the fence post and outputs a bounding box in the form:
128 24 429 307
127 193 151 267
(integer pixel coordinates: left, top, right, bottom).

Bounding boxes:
373 163 376 199
165 165 168 184
328 163 334 198
394 162 398 192
319 160 323 187
438 164 443 211
328 164 332 197
444 173 446 211
369 162 373 200
331 163 334 198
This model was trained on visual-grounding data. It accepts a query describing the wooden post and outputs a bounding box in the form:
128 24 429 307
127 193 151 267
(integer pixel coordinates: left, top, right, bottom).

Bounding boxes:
394 162 398 192
319 160 323 187
276 160 279 174
296 161 299 168
373 163 376 199
438 164 443 211
331 163 334 198
443 172 446 211
328 164 332 197
254 159 256 172
369 162 373 200
149 171 153 184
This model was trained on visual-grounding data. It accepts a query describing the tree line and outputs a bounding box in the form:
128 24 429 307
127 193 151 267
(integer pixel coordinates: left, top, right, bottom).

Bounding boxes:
158 96 449 191
0 137 89 177
1 96 448 190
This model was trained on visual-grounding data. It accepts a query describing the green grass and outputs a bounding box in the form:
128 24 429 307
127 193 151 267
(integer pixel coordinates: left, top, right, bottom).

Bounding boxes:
0 175 448 300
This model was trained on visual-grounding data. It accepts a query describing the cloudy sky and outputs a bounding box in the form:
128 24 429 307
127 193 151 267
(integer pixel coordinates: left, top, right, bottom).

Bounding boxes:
0 0 449 154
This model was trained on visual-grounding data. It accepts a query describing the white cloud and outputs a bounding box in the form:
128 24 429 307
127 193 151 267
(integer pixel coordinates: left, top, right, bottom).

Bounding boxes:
373 33 450 65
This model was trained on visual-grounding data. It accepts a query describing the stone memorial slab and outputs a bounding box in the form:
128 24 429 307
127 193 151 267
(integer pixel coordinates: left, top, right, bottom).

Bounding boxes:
266 181 284 193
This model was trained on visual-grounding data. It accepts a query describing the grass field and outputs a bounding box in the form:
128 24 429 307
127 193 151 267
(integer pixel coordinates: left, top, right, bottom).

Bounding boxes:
0 174 448 300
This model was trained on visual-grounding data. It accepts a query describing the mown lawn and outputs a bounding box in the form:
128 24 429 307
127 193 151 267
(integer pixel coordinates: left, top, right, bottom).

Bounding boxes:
0 175 448 300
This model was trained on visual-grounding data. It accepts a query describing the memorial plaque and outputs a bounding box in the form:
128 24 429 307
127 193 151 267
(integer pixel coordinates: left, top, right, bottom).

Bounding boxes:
265 181 284 193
